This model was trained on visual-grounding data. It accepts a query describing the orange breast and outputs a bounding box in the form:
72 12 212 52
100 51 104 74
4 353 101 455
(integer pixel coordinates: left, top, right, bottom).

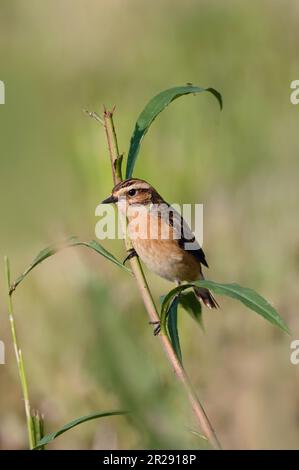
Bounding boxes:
128 210 201 282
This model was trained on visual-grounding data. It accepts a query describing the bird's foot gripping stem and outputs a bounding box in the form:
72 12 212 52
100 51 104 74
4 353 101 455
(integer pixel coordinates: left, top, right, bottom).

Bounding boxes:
149 321 161 336
123 248 138 265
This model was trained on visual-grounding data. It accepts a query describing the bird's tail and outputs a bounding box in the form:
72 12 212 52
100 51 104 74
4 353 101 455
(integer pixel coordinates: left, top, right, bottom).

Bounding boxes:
194 286 219 309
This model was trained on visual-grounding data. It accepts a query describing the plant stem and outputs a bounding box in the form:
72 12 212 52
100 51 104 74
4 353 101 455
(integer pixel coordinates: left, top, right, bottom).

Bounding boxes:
103 107 123 182
4 256 36 449
32 409 45 450
102 109 222 449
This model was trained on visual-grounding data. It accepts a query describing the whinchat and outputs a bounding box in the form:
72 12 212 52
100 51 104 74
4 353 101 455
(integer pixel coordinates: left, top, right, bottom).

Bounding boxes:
102 178 218 309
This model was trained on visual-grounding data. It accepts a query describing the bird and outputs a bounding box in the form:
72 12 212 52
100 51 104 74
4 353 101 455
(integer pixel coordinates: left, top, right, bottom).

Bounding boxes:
102 178 218 311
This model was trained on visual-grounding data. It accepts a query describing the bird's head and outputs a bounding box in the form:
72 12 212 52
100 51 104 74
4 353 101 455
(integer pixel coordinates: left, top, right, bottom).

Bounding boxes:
101 178 162 213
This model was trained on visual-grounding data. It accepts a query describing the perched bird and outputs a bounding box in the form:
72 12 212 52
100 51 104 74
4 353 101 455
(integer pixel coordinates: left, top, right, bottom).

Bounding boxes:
102 178 218 309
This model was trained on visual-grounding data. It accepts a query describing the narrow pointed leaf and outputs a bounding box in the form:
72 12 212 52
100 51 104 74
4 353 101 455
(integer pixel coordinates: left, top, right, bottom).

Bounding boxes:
31 409 44 450
34 411 127 449
196 280 290 334
10 245 59 294
161 280 289 335
160 284 194 332
10 237 131 294
76 240 131 274
126 85 222 178
167 296 182 364
179 291 203 328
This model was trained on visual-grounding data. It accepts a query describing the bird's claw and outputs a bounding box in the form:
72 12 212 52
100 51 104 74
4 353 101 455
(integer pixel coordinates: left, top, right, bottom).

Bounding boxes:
123 248 138 265
149 320 161 336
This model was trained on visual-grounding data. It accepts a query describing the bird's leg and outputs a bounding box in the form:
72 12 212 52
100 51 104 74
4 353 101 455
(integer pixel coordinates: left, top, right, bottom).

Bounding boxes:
123 248 138 265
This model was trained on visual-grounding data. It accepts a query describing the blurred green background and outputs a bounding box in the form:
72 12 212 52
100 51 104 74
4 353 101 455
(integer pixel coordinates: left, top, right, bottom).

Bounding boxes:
0 0 299 450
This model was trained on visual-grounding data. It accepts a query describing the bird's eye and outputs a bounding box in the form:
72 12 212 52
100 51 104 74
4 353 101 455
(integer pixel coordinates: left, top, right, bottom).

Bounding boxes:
128 189 136 197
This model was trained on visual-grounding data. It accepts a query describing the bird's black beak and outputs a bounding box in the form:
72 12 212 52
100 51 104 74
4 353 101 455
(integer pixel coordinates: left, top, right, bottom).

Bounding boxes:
101 194 118 204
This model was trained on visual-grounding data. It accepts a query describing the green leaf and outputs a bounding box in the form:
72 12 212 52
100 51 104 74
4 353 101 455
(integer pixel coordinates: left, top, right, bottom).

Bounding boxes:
196 280 290 334
77 240 131 274
126 85 223 178
161 280 289 335
31 409 44 450
9 237 131 294
114 153 124 180
160 284 194 332
33 411 127 449
179 291 203 328
167 296 182 364
10 246 58 293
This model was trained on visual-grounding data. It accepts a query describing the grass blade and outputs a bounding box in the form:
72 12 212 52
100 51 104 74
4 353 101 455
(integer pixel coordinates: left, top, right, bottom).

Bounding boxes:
196 280 290 334
9 237 131 294
126 84 222 178
76 240 131 273
32 410 45 450
34 411 127 449
179 291 203 329
161 279 289 335
167 296 182 364
4 256 36 449
160 284 194 331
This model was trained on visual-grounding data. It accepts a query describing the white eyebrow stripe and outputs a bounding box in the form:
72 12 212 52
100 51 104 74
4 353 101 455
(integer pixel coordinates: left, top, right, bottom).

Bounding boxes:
133 183 151 190
123 182 150 191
